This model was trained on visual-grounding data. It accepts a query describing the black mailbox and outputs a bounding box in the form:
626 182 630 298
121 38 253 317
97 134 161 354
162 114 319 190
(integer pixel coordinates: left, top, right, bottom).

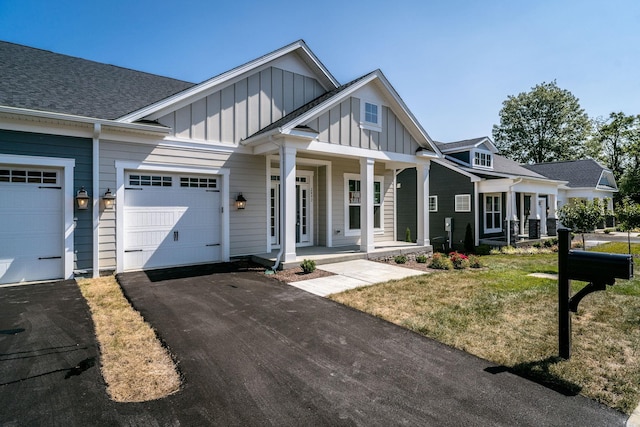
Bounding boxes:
567 251 633 284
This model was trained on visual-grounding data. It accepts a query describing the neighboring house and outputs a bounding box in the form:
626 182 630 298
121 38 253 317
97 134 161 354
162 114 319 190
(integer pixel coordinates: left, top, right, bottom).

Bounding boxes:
398 137 567 249
523 159 618 226
0 40 440 284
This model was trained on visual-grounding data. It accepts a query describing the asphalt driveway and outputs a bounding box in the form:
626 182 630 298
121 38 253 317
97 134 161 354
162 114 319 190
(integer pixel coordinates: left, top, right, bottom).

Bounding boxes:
0 265 627 426
117 263 625 426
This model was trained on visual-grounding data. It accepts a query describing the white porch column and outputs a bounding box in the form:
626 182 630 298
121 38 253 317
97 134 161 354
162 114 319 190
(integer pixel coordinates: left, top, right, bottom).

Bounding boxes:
360 157 375 253
280 144 297 262
510 189 518 220
416 161 431 246
519 192 526 235
534 192 540 218
549 194 558 218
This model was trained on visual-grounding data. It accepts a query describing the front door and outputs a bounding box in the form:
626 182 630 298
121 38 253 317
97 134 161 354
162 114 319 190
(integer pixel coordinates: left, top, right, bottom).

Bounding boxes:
270 171 313 247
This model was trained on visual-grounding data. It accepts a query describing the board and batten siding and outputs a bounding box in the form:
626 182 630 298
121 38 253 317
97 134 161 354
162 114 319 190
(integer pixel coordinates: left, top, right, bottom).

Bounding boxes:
304 98 421 155
0 129 93 271
157 67 325 143
98 140 267 269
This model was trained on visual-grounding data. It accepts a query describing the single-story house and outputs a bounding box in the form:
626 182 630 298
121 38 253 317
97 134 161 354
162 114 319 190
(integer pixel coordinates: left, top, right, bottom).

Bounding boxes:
523 159 617 227
398 138 618 250
0 40 441 284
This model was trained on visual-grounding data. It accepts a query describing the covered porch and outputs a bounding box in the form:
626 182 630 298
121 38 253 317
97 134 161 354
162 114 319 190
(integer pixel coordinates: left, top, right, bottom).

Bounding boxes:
251 241 430 270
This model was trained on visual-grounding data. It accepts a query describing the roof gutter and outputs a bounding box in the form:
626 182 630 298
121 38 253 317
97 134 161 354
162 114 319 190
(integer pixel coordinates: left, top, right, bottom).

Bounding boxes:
0 106 171 134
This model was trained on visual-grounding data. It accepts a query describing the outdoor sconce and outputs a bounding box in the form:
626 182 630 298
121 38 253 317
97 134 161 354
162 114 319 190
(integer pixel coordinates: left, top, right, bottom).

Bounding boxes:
103 188 115 209
235 193 247 210
76 187 90 210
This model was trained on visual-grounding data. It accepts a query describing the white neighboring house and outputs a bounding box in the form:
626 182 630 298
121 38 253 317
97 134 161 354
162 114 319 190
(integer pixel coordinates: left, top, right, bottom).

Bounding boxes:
523 159 618 227
0 39 441 284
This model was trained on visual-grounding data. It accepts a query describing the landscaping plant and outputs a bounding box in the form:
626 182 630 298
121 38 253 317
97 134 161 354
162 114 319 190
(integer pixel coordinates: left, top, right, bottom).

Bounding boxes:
300 259 316 274
415 254 428 264
428 252 453 270
394 254 407 264
449 251 470 269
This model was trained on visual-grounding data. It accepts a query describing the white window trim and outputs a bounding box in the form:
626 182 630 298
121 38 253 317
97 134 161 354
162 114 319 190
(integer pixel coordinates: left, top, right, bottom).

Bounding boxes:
359 100 382 132
484 193 502 233
429 195 438 212
344 172 384 237
455 194 471 212
472 149 493 170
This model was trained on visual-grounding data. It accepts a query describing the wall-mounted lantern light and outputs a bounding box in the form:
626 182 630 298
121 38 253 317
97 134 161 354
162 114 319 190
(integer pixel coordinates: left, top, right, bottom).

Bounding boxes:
235 193 247 210
76 187 90 210
103 188 115 209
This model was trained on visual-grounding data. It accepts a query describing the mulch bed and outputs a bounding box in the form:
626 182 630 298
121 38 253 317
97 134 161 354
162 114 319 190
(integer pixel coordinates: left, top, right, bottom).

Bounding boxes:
269 266 336 283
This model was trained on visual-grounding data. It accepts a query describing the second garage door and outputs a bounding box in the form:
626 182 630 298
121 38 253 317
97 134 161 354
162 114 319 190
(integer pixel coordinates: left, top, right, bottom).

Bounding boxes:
123 172 221 271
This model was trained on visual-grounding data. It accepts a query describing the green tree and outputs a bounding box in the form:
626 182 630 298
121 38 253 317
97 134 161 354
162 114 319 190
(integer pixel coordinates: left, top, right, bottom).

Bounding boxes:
589 112 640 182
615 198 640 253
492 81 591 164
558 199 603 248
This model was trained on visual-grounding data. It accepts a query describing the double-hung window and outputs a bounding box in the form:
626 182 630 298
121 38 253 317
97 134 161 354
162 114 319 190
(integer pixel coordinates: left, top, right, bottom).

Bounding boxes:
485 194 502 233
346 174 383 234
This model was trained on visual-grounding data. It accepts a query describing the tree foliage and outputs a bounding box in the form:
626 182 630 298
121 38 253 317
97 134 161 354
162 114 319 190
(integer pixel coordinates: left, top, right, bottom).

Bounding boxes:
615 198 640 252
589 112 640 182
492 81 591 164
558 199 603 248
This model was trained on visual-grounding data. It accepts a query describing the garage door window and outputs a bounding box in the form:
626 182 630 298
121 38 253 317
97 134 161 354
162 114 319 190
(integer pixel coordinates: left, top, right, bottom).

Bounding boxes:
129 175 172 187
0 169 57 184
180 177 217 188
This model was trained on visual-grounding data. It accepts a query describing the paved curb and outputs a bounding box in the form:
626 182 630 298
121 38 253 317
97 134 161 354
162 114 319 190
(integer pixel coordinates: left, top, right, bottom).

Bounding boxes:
628 404 640 427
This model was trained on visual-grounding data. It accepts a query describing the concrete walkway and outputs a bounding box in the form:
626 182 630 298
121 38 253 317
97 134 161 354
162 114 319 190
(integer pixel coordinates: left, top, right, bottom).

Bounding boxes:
288 259 426 296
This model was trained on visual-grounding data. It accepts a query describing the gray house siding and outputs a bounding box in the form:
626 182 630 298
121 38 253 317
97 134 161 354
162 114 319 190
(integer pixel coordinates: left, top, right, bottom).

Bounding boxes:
396 167 417 242
305 101 421 155
429 163 474 251
449 152 470 164
157 66 325 143
0 129 92 270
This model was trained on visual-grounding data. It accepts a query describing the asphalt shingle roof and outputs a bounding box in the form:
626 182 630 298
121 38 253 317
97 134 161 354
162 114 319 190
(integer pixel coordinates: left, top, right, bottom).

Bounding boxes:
435 137 488 151
523 159 613 188
0 41 195 120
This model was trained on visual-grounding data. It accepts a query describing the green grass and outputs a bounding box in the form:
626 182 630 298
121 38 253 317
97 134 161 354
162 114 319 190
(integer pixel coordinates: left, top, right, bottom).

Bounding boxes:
330 252 640 414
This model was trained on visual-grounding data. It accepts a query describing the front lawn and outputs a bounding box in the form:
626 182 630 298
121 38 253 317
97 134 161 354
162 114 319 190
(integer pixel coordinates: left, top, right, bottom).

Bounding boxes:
329 250 640 414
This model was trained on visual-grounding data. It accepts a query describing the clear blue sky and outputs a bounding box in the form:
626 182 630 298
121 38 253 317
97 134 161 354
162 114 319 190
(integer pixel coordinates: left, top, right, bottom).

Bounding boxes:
1 0 639 142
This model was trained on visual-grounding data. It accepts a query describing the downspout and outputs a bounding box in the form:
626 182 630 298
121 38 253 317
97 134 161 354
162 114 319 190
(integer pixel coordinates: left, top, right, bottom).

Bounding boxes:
92 123 101 278
506 178 523 247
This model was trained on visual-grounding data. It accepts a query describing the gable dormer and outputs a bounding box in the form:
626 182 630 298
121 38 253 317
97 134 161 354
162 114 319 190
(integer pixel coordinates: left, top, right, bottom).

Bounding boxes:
437 137 498 170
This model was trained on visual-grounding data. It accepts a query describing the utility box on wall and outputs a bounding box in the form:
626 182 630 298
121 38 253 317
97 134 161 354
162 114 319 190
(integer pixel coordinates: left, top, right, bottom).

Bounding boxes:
444 217 453 232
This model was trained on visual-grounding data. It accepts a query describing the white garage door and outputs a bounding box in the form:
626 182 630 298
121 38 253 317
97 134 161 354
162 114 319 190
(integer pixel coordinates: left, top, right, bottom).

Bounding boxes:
0 168 63 284
123 172 222 271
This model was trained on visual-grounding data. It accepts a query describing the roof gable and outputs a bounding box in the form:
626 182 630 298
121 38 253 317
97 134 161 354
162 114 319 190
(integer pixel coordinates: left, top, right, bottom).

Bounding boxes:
0 41 195 120
523 159 617 189
436 137 498 154
120 40 339 123
242 69 440 155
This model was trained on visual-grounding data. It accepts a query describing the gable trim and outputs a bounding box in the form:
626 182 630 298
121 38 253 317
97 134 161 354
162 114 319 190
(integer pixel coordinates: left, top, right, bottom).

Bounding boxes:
118 40 339 124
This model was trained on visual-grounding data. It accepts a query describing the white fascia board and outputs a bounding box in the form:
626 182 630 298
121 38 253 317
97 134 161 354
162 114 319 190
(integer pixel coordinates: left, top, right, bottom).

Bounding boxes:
118 40 340 124
270 71 439 153
290 139 423 164
0 105 170 135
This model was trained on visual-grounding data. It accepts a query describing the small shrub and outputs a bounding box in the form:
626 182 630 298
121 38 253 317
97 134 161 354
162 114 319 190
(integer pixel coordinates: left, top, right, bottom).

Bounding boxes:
464 223 474 253
394 254 407 264
533 242 542 249
468 255 483 268
415 254 428 263
604 228 614 234
543 238 557 248
475 244 491 255
405 227 412 243
429 253 453 270
300 259 316 274
449 251 470 269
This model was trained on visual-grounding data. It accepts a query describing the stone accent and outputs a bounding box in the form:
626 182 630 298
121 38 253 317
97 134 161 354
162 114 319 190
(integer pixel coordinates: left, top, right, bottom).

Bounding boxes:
546 218 558 236
528 219 541 239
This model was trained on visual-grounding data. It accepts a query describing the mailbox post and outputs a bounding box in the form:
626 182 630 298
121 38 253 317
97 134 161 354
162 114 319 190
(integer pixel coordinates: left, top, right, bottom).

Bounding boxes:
557 228 633 359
